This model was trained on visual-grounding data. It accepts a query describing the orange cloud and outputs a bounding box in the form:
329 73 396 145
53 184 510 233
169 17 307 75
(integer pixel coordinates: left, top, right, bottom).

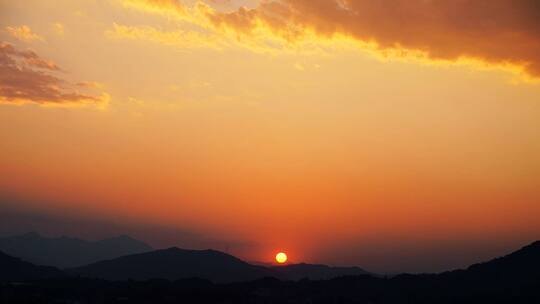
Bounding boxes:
5 25 44 42
0 42 109 108
52 23 65 36
208 0 540 78
105 23 226 49
120 0 540 79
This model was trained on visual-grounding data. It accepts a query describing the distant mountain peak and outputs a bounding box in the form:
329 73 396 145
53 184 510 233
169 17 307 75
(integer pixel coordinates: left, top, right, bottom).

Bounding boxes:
0 232 153 268
107 234 135 241
97 234 149 245
163 246 182 251
159 247 228 256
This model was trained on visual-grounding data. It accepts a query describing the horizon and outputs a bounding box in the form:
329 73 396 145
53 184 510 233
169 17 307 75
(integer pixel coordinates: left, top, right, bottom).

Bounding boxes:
1 0 540 275
1 216 538 274
1 229 539 275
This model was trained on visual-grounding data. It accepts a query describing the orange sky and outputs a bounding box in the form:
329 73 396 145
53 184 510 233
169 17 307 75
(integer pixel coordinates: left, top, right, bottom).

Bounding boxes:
1 0 540 273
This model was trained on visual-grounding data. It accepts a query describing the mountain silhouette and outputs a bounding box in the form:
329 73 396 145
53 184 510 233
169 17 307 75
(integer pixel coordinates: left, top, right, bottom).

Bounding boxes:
466 240 540 276
427 240 540 287
0 232 152 268
69 247 371 282
0 250 65 281
69 247 273 283
2 240 540 303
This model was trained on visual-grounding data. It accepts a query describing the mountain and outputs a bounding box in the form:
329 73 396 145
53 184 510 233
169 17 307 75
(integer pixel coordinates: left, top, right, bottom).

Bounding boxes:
69 247 371 283
0 250 65 281
273 263 369 280
69 247 273 283
385 240 540 301
466 240 540 276
0 232 153 268
434 240 540 286
0 232 371 282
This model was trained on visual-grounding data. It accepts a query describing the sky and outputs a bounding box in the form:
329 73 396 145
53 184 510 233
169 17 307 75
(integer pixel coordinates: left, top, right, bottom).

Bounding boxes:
1 0 540 273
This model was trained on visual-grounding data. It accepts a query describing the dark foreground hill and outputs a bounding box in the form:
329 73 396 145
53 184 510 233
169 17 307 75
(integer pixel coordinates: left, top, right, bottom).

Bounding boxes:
0 251 65 281
466 240 540 278
0 232 152 268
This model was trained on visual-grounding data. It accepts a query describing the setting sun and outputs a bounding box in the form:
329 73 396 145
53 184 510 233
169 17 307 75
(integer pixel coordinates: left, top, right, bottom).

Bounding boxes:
275 252 288 264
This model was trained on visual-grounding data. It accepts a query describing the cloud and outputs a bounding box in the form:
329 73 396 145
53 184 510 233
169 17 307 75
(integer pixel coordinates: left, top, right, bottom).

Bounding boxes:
120 0 197 21
109 2 328 54
76 81 104 89
105 23 226 49
5 25 44 42
118 0 540 79
52 23 65 36
0 42 109 108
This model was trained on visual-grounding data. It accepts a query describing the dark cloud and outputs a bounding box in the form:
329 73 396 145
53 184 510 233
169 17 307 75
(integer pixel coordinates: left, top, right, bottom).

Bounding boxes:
0 42 108 107
208 0 540 77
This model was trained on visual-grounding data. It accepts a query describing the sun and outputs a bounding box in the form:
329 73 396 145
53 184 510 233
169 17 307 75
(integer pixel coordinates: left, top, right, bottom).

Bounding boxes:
275 252 288 264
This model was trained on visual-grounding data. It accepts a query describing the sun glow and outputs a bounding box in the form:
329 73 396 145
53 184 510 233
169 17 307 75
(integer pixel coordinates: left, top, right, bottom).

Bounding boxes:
275 252 288 264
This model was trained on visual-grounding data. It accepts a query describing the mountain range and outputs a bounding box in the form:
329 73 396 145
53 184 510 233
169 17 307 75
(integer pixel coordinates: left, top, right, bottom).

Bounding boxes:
1 239 540 303
2 232 540 286
0 232 152 268
0 233 369 282
68 247 369 282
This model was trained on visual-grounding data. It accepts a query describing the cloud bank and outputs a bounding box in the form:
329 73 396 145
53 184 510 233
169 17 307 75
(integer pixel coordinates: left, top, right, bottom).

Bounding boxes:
0 42 109 108
119 0 540 79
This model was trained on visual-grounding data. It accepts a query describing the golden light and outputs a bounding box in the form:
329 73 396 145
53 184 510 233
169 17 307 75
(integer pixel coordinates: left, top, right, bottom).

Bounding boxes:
275 252 288 264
